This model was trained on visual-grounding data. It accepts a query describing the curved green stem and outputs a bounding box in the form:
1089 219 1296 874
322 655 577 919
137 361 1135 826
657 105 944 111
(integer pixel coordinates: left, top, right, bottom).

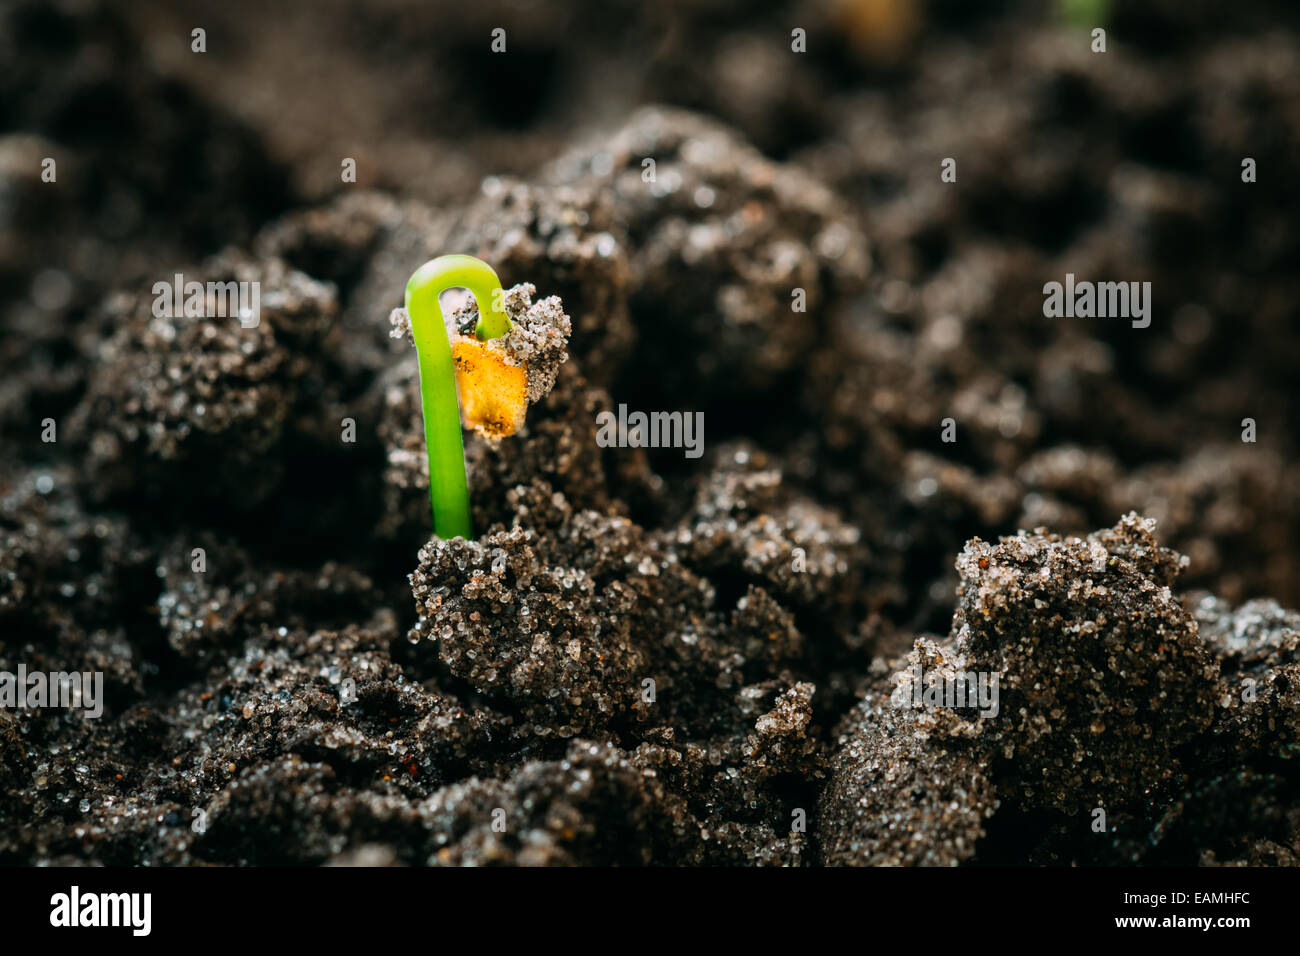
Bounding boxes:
404 255 513 540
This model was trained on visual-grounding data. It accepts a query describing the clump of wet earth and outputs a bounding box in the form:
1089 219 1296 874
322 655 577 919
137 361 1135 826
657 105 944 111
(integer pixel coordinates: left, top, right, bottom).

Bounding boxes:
4 0 1300 866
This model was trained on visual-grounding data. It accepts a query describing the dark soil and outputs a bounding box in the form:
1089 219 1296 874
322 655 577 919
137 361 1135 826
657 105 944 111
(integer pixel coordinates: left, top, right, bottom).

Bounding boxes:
2 0 1299 865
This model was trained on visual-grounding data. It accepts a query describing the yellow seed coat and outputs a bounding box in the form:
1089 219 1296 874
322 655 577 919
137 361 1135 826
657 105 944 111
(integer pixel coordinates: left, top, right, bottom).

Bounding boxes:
451 336 528 439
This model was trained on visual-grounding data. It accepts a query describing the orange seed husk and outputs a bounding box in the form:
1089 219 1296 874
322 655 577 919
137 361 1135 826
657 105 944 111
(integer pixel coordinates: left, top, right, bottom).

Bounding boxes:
451 335 528 439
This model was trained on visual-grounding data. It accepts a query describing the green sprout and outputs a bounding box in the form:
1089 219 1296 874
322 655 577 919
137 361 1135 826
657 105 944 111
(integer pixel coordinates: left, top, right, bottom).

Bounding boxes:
1058 0 1111 28
404 254 513 540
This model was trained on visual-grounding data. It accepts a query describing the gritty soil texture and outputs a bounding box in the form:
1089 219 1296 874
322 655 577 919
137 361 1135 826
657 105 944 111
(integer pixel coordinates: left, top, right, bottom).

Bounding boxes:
3 0 1300 866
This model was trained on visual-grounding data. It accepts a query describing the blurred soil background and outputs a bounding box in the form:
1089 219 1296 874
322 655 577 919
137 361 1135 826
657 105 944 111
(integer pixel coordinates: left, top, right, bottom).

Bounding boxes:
2 0 1300 865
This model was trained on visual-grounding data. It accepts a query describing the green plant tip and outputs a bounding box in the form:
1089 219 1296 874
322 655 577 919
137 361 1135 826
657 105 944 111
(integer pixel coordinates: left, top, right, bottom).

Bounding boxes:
404 254 514 540
1058 0 1110 28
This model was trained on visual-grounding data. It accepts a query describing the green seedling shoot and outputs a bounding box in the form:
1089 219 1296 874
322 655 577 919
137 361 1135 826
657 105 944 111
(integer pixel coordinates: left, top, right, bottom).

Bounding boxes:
1058 0 1110 28
404 255 513 540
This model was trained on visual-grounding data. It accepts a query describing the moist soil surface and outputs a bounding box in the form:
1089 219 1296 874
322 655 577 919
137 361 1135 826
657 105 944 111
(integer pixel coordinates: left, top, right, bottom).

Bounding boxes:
3 0 1300 865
